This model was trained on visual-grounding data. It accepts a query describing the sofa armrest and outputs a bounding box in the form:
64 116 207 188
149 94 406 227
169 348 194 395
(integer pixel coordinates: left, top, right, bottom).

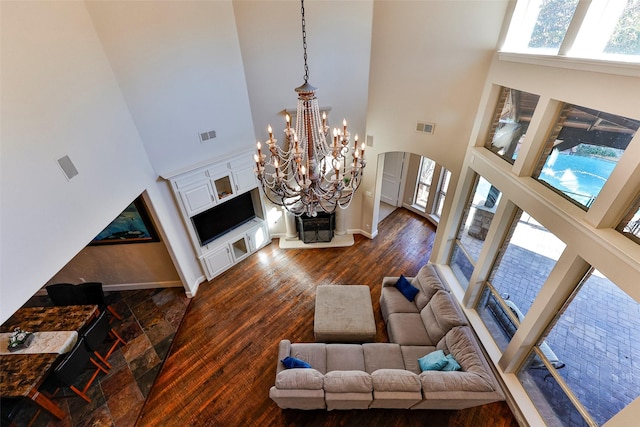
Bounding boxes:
276 339 292 375
382 277 399 288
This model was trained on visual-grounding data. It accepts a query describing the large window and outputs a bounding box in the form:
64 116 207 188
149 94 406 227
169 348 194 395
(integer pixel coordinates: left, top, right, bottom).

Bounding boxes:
534 104 639 209
450 176 501 288
517 269 640 426
503 0 640 63
477 209 566 350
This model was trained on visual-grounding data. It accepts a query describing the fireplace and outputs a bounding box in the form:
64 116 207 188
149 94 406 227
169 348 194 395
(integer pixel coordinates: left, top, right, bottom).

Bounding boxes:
296 212 335 243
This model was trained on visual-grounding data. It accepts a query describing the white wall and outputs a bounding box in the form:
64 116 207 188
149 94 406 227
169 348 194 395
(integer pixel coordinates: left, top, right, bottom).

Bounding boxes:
361 0 510 236
0 1 161 321
85 0 256 176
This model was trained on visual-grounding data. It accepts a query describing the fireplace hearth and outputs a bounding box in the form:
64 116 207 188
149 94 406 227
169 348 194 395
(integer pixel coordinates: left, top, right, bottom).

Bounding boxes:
296 212 335 243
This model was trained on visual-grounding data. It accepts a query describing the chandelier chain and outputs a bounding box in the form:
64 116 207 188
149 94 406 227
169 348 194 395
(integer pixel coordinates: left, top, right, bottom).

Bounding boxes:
301 0 309 83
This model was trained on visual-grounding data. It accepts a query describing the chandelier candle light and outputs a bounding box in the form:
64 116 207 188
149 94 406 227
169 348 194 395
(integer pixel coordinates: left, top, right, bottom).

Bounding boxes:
254 0 366 217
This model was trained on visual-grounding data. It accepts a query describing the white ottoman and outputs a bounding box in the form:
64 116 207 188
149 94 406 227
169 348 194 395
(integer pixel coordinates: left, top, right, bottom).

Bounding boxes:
314 285 376 342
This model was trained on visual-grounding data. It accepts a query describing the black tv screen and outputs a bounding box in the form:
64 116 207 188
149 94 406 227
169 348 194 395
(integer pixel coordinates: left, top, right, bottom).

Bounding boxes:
191 192 256 246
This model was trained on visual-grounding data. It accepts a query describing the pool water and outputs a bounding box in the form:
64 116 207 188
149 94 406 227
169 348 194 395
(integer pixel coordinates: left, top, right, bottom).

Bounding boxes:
538 151 617 207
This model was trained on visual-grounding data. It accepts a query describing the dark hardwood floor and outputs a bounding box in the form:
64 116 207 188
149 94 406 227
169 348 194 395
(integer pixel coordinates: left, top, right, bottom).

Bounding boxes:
137 208 519 427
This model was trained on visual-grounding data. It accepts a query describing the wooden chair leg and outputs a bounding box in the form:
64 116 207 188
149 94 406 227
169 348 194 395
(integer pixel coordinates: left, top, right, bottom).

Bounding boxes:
106 305 123 320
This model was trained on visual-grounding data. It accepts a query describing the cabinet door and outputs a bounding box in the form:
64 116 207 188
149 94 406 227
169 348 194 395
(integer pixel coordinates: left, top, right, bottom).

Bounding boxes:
230 156 258 194
203 246 233 279
179 180 216 216
246 222 269 252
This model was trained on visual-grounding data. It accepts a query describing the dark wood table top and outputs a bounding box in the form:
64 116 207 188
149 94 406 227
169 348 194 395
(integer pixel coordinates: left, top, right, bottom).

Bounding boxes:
0 305 98 398
0 305 98 333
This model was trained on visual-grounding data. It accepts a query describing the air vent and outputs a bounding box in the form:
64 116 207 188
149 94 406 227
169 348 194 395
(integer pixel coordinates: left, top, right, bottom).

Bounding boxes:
199 129 217 143
416 122 435 135
366 135 374 147
57 155 79 180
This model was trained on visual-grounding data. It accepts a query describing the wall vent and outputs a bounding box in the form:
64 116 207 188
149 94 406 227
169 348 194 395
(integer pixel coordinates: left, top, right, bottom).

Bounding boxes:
416 122 435 135
57 155 79 180
366 134 374 147
199 129 217 143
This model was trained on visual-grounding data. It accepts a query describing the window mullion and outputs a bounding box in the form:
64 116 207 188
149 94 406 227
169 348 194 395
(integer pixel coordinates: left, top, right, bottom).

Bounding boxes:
558 0 593 56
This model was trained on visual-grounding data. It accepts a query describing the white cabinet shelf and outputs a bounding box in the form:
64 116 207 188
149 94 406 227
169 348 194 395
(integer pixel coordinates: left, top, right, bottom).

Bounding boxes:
163 150 271 281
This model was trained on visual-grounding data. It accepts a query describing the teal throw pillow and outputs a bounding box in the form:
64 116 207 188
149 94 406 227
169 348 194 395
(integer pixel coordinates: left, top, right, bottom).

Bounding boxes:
418 350 448 371
395 275 419 302
281 356 312 369
441 353 462 371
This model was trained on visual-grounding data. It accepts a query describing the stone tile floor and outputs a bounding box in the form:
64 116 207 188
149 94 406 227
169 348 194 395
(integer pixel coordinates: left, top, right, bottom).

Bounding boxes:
9 287 189 427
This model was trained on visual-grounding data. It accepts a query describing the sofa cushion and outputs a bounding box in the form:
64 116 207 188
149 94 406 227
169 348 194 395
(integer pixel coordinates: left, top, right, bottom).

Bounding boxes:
275 368 324 390
326 344 365 372
419 370 494 392
437 326 493 386
290 343 327 374
371 369 421 392
400 345 436 374
414 264 447 306
380 287 420 323
395 275 419 301
420 290 467 344
281 356 311 369
387 312 431 346
418 349 449 371
324 370 373 393
362 343 404 373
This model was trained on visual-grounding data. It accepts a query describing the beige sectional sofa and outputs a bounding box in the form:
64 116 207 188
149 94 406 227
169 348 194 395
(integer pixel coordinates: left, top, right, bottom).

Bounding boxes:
269 264 505 410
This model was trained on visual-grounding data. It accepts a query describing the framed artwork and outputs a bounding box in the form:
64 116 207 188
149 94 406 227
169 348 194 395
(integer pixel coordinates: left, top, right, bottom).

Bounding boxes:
90 196 159 245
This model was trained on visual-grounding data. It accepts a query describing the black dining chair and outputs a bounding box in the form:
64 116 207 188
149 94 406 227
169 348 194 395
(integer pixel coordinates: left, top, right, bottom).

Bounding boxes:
0 397 24 427
82 311 127 369
48 337 109 403
75 282 123 320
45 283 80 306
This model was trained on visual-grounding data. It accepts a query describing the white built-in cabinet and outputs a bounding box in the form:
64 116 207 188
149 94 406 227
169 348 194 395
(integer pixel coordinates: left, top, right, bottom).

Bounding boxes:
162 150 271 281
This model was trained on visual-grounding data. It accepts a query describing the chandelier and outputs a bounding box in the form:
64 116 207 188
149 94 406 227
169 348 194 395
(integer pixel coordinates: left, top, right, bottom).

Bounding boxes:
254 0 366 217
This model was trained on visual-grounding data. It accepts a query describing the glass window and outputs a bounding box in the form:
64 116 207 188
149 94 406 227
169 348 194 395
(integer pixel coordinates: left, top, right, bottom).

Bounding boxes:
450 176 501 288
534 103 639 209
413 157 436 209
435 169 451 217
503 0 640 63
616 195 640 244
477 209 566 350
604 0 640 56
486 87 540 163
517 269 640 426
528 0 580 52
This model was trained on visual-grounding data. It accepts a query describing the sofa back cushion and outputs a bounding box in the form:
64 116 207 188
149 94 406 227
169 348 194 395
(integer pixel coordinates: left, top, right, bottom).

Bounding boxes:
414 264 447 309
436 326 494 388
290 343 327 373
324 370 373 393
362 343 404 373
327 344 365 372
276 368 324 390
420 290 467 344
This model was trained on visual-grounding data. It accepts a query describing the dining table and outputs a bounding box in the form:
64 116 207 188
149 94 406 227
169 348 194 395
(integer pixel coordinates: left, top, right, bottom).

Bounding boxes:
0 305 98 420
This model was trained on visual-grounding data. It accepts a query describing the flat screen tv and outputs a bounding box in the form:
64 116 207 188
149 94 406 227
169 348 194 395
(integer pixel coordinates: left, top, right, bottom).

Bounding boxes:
191 191 256 246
